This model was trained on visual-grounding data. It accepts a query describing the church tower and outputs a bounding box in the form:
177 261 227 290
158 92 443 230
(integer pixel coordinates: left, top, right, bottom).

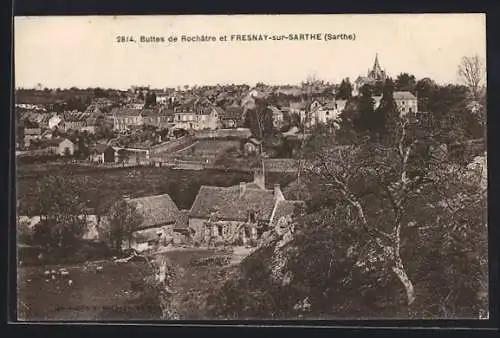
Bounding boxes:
368 53 386 81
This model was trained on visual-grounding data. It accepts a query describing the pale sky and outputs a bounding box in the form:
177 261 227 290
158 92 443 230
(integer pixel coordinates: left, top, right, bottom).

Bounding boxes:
14 14 486 90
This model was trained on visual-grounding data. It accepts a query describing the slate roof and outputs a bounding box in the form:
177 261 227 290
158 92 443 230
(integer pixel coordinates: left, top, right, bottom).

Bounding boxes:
175 210 190 230
127 194 181 230
221 106 243 120
393 91 417 100
355 76 375 84
112 107 142 117
63 111 91 122
46 137 72 146
189 185 276 222
270 200 306 227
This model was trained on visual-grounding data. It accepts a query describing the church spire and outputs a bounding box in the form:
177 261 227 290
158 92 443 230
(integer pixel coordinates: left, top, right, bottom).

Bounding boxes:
373 53 381 72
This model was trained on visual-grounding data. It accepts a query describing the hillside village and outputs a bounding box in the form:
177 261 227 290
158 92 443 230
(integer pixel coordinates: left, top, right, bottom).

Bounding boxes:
16 55 420 164
16 54 487 321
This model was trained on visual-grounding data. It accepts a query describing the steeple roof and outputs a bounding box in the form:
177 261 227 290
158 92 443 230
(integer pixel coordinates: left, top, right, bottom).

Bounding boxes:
373 53 382 73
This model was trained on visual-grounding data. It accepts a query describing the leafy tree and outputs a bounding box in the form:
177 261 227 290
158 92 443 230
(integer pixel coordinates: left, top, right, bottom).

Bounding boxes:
102 199 143 251
243 97 274 141
376 78 400 143
353 84 376 137
395 73 417 92
336 78 353 100
32 175 88 253
414 78 437 112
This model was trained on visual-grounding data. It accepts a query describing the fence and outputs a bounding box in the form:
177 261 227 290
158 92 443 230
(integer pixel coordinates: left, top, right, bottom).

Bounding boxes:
194 128 252 140
149 135 196 156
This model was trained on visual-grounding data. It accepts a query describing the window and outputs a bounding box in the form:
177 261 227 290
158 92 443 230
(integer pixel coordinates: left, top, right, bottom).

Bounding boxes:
217 225 223 237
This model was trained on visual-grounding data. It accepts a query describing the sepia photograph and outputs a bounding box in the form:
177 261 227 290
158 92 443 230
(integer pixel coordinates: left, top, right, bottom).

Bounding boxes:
13 14 487 321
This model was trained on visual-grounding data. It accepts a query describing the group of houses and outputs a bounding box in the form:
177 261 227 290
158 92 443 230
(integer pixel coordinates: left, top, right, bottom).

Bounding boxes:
18 164 305 252
126 166 304 250
110 99 245 132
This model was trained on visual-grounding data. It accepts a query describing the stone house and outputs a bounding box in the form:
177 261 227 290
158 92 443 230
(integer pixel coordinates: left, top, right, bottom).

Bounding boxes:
111 107 143 131
394 91 418 116
43 137 76 156
218 105 243 128
187 168 304 246
124 194 184 252
173 106 219 130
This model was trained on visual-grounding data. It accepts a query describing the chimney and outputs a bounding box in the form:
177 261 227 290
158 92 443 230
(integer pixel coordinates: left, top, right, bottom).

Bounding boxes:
239 182 246 197
274 184 284 201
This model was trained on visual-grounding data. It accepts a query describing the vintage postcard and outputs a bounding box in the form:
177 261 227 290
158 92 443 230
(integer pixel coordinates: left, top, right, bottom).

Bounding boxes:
14 14 487 321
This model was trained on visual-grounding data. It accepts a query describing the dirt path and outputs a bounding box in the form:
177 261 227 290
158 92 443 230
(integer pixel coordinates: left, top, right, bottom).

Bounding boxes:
161 247 252 319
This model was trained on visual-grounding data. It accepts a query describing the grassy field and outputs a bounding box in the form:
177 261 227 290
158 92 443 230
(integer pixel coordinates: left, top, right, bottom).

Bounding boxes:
186 139 240 155
16 164 296 213
17 248 244 321
17 259 159 321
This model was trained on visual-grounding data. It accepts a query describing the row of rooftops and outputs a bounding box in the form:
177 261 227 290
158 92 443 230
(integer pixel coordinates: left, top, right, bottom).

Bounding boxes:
124 173 306 232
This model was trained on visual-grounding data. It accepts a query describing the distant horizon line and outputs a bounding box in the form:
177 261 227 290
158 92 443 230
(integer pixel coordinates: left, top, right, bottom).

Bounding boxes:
15 77 464 92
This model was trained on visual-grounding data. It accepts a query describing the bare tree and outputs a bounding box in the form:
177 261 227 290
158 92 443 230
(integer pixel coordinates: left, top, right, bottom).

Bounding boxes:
458 55 485 100
306 120 433 307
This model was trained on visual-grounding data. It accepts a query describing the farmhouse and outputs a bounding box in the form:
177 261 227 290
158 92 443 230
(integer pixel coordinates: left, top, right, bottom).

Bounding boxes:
43 137 76 156
188 167 303 245
124 194 184 252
